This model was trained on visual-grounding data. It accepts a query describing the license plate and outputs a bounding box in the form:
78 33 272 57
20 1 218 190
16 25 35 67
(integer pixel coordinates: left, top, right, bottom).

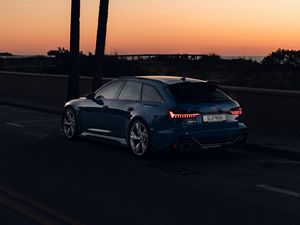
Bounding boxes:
203 114 226 122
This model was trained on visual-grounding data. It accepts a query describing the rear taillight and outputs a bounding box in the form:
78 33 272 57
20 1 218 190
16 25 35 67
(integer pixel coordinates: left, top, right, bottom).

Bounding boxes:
230 107 242 115
169 111 200 119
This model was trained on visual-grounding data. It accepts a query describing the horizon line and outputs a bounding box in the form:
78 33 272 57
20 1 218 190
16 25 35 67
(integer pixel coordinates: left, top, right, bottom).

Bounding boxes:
0 52 267 57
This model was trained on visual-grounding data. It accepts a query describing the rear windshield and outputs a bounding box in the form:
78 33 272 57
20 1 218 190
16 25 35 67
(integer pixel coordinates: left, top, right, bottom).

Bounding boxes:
168 82 232 103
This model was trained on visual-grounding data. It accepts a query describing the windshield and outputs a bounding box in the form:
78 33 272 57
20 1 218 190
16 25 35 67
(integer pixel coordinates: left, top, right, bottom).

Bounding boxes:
168 82 232 103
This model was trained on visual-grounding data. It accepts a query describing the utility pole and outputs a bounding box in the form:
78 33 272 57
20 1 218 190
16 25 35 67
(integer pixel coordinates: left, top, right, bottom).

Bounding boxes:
93 0 110 91
67 0 80 100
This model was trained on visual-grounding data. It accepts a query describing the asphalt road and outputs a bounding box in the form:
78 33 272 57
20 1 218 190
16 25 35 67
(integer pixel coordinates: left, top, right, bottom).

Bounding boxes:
0 104 299 225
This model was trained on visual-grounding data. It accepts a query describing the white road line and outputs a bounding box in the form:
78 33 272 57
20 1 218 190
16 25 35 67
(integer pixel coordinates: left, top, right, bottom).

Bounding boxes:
11 118 60 123
24 132 53 139
256 184 300 199
248 160 300 164
4 118 59 127
5 122 24 128
0 110 34 114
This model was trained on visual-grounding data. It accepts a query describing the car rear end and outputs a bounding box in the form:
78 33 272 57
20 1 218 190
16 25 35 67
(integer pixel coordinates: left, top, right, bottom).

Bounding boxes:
152 81 247 151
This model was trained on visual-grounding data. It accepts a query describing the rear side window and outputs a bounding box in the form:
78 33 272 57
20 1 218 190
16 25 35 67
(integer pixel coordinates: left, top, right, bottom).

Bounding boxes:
142 84 164 103
95 81 124 100
118 81 142 101
168 82 231 103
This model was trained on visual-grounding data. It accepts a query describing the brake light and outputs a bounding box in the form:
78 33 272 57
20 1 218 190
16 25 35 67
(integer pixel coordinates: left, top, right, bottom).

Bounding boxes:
230 107 242 115
169 111 200 119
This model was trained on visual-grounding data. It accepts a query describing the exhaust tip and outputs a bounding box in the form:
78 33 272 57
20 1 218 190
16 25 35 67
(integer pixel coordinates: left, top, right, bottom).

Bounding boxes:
179 142 193 151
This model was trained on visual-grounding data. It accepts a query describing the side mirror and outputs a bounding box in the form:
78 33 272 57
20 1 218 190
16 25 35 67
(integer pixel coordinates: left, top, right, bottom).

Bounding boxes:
85 92 95 100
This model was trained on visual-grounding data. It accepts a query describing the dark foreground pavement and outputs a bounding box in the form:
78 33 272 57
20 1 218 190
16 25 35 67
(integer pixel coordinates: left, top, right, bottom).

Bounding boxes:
0 104 300 225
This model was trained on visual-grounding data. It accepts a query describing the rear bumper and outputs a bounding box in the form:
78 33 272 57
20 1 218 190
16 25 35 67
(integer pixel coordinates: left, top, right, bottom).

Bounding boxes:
152 123 248 151
172 131 247 151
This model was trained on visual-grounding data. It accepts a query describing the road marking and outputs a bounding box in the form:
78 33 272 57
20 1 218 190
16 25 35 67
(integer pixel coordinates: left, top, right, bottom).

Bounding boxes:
5 122 24 128
256 184 300 199
247 159 300 164
0 184 85 225
147 162 202 176
4 118 59 128
0 192 62 225
0 110 34 114
24 132 53 139
9 118 60 124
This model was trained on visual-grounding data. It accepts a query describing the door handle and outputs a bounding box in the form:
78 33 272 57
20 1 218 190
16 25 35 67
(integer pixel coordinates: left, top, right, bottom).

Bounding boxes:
102 105 109 109
128 107 134 112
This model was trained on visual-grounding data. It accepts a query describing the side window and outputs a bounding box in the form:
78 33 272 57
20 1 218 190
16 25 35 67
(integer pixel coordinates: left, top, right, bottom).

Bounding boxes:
142 84 164 103
118 81 142 101
95 81 124 100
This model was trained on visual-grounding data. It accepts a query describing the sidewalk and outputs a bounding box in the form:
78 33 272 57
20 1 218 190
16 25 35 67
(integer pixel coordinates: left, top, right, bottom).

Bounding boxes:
1 96 299 159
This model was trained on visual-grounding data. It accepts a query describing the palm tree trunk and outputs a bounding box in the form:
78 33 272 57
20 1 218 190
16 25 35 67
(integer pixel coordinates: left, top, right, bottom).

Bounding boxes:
67 0 80 100
93 0 110 91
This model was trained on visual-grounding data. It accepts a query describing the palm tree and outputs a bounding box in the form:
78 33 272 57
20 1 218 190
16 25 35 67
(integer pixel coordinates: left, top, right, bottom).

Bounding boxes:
67 0 80 100
93 0 110 91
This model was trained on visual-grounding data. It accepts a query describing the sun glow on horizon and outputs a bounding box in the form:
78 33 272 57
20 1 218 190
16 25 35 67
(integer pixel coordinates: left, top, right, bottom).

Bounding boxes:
1 0 300 56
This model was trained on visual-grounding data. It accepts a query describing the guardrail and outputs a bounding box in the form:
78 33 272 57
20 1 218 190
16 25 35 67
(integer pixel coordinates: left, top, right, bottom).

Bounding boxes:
1 71 300 134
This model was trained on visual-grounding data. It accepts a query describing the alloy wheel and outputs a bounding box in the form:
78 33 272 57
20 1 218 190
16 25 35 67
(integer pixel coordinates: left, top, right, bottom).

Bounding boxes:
63 109 77 139
130 121 149 156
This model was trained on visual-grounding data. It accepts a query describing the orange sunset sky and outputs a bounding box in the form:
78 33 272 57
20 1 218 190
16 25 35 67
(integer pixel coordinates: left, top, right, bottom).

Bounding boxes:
1 0 300 56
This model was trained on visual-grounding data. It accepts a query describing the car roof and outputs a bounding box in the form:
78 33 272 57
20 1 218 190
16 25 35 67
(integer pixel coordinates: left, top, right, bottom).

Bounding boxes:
120 75 207 85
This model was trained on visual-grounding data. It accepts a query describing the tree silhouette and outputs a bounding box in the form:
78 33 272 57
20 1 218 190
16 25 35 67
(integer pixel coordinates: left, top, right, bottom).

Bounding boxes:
93 0 110 91
262 49 300 66
67 0 80 100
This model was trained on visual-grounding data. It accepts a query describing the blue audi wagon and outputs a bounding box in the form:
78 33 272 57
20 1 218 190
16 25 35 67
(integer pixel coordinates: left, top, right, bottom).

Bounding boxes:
62 76 247 157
